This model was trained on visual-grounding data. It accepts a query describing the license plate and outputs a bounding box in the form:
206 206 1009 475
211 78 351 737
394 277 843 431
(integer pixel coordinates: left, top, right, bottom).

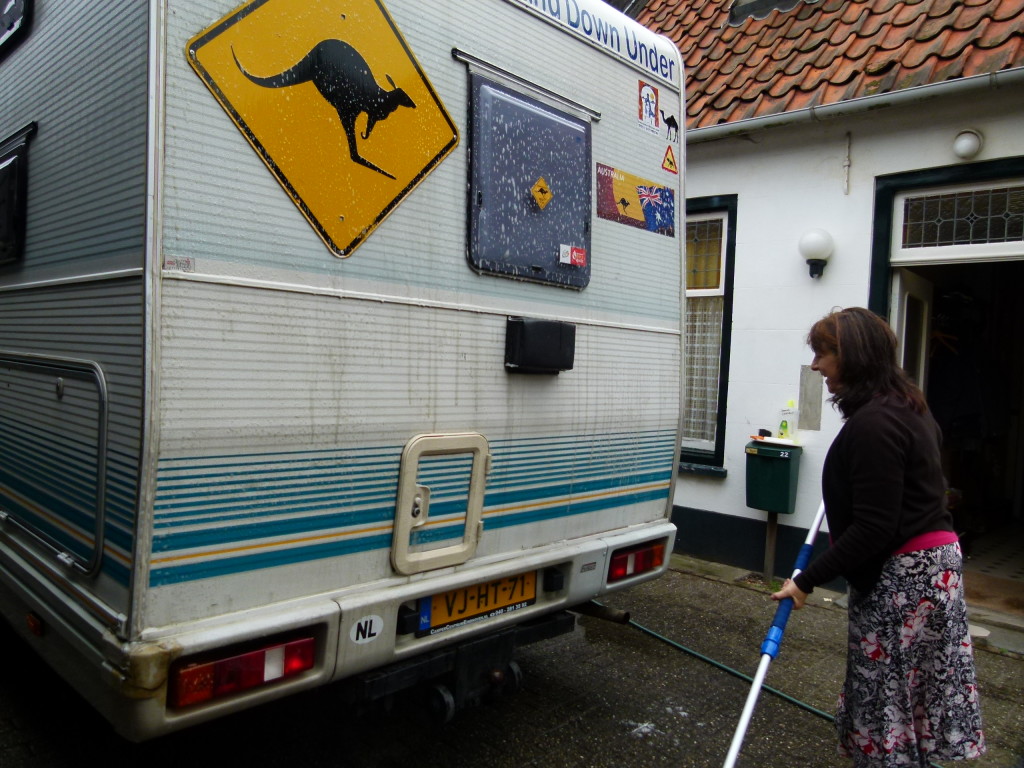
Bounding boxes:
417 571 537 637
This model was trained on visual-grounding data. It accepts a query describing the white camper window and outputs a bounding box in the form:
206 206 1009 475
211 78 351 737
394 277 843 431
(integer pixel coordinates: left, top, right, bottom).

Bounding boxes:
0 123 37 265
467 74 592 289
681 200 735 470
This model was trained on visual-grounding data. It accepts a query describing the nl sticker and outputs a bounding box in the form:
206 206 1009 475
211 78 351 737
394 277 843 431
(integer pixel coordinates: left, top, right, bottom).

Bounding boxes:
596 163 676 237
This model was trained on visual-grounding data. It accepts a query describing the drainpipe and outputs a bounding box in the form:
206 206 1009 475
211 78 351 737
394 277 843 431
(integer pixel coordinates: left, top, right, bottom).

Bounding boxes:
687 67 1024 144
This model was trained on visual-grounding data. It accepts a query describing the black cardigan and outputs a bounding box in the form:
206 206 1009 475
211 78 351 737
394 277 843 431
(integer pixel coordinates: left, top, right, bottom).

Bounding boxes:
794 395 954 594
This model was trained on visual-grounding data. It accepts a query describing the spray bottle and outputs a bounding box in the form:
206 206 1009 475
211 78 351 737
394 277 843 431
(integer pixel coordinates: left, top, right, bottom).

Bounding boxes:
778 399 796 440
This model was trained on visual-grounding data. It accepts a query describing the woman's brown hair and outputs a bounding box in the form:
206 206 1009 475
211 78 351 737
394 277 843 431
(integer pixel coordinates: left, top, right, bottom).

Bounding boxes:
808 307 927 418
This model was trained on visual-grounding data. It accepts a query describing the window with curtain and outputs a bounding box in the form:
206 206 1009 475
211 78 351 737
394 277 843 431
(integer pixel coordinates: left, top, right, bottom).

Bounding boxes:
681 197 736 468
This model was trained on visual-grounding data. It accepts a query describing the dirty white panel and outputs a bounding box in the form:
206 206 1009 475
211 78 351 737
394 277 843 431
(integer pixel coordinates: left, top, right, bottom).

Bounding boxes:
147 276 679 624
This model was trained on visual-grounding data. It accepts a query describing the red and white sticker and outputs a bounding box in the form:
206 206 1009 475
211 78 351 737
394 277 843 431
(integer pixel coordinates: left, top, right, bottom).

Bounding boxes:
559 244 587 267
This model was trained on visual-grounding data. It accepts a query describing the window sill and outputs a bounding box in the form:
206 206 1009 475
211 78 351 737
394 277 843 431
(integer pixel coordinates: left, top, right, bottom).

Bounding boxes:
679 462 727 478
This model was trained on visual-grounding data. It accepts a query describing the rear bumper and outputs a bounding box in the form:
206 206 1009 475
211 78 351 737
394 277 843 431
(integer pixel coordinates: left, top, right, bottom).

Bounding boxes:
2 521 675 741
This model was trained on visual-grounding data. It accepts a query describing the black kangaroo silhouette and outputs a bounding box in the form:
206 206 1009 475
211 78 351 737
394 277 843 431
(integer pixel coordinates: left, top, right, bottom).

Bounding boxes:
233 40 415 179
660 109 679 142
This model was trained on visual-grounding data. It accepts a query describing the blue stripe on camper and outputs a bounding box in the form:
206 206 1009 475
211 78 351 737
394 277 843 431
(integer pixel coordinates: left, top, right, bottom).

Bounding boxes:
149 430 677 587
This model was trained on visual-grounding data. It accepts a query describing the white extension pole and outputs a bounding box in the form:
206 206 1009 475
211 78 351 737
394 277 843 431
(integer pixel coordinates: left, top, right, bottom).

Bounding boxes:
722 501 827 768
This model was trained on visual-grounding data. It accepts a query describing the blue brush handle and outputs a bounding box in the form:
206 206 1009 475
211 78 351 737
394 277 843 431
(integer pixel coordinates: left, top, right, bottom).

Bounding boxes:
759 541 815 659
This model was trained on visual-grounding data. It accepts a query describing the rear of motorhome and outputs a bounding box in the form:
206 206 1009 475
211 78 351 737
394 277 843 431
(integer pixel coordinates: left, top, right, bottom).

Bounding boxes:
0 0 684 739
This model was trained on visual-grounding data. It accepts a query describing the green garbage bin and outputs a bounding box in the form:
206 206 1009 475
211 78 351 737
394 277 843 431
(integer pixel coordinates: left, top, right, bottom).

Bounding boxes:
745 441 802 514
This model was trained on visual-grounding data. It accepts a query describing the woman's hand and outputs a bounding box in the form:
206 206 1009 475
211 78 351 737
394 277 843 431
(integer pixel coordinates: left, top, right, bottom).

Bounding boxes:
771 578 809 610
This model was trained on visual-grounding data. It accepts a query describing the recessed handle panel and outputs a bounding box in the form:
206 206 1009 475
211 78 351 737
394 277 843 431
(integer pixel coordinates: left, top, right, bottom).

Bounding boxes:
391 433 490 576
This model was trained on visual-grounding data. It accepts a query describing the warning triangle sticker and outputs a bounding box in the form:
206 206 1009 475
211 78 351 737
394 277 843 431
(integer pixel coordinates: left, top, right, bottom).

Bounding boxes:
662 145 679 175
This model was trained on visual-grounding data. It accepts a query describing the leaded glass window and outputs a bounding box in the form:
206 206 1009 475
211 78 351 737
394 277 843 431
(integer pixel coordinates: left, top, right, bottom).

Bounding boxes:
902 185 1024 249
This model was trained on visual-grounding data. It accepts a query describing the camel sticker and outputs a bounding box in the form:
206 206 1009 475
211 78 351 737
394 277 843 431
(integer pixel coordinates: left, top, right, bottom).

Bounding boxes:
187 0 458 257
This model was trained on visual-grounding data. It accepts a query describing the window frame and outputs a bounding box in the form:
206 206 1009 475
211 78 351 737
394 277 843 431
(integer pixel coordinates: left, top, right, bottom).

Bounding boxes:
869 156 1024 314
892 179 1024 265
680 195 736 470
0 0 32 62
466 71 594 290
0 122 37 266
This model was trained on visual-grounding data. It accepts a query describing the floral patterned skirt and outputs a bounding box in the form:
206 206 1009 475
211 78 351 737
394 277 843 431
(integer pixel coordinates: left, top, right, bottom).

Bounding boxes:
836 542 986 767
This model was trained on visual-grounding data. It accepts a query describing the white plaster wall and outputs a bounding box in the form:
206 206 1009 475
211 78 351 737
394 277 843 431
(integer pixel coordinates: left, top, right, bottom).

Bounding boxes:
676 83 1024 535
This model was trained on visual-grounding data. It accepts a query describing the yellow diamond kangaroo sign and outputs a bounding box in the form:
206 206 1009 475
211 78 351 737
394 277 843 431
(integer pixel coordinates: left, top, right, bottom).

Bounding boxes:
187 0 458 257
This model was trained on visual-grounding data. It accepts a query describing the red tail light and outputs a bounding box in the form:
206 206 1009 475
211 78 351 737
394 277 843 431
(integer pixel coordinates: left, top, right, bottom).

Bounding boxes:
608 540 666 583
170 636 315 709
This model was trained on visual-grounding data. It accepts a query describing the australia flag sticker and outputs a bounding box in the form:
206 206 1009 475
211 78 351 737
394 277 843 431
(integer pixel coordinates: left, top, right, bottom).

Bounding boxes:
596 163 675 238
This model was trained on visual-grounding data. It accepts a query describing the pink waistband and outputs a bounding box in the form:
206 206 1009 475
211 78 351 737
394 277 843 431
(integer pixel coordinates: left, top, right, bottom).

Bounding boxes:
892 530 959 555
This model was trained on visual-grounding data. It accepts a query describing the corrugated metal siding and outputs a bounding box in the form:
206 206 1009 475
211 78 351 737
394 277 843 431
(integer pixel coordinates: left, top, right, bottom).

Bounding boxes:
0 282 145 611
148 278 679 622
0 1 149 283
0 2 149 619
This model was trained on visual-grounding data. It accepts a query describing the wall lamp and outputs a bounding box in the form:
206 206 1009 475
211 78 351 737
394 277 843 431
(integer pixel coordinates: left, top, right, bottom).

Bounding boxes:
798 228 834 278
953 129 984 160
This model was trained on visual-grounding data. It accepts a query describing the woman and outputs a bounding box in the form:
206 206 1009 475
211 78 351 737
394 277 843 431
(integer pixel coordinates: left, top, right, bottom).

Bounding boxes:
772 307 985 767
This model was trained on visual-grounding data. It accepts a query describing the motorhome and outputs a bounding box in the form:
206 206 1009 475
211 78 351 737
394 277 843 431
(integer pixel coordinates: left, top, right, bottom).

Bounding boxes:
0 0 684 739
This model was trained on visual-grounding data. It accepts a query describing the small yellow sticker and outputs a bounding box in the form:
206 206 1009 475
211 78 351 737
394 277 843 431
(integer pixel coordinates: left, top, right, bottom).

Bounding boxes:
531 177 553 210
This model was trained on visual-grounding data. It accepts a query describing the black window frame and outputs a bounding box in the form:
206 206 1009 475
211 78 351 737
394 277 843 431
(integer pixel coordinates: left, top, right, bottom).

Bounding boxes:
679 194 737 472
0 122 37 266
467 73 593 290
0 0 32 63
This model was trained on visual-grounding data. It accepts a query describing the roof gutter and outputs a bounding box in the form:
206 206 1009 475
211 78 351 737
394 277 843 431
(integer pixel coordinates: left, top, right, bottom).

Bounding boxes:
687 66 1024 144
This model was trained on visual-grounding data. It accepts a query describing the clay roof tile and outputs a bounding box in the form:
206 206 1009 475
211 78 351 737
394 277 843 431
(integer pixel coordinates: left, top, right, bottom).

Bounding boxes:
931 53 969 81
881 16 926 49
917 11 956 41
761 94 793 116
968 41 1017 71
728 92 767 123
718 22 743 43
782 85 823 112
751 52 784 83
901 30 954 68
978 16 1021 48
937 22 989 60
926 0 960 18
854 7 893 38
809 31 844 67
992 0 1024 21
951 2 992 29
863 39 913 75
790 56 837 94
767 70 799 98
860 65 899 96
892 62 940 90
645 0 1024 128
870 0 906 16
839 1 866 24
783 11 817 40
844 28 880 60
890 1 926 26
819 75 864 104
782 50 814 78
760 15 796 47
